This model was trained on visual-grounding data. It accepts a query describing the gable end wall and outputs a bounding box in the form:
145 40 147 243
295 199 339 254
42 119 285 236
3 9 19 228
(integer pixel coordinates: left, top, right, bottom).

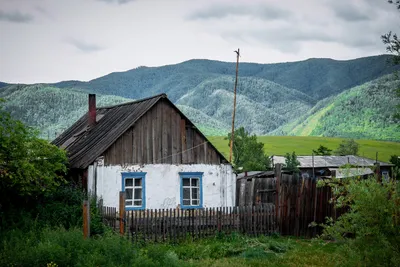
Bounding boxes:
103 99 223 165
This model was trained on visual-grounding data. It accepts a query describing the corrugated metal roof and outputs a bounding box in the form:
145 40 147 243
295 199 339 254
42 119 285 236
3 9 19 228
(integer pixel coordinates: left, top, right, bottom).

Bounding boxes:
272 155 393 168
328 168 374 178
53 93 228 169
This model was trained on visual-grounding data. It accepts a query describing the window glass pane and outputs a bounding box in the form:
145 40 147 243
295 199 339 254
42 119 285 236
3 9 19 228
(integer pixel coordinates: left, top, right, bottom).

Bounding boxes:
192 187 199 199
183 200 190 206
191 178 198 187
125 178 133 187
134 178 142 186
126 188 133 200
183 188 190 199
125 200 133 206
134 200 142 206
192 199 199 206
182 178 190 186
134 188 142 200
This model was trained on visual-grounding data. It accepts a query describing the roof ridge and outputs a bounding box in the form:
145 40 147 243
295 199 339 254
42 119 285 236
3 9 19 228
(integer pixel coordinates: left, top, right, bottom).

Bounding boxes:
98 93 167 109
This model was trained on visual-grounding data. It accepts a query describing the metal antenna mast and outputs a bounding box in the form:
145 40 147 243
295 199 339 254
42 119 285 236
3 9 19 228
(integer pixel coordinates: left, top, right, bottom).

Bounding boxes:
229 48 240 163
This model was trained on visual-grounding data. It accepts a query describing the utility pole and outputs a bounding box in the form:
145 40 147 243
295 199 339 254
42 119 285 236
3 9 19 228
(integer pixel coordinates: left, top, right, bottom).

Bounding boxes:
229 48 240 163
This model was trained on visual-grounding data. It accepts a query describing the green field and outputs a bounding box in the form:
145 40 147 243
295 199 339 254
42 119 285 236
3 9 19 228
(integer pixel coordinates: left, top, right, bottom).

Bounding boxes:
208 135 400 163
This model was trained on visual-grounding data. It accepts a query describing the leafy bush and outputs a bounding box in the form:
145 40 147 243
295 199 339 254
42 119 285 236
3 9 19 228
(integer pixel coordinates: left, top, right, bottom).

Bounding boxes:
321 176 400 266
0 185 106 237
0 227 195 267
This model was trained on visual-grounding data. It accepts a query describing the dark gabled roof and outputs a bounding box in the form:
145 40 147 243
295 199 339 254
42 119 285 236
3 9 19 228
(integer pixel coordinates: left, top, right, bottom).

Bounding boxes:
52 93 228 169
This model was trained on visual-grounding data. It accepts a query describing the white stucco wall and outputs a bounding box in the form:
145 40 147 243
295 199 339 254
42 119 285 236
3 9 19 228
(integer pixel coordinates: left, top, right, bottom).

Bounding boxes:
88 164 235 211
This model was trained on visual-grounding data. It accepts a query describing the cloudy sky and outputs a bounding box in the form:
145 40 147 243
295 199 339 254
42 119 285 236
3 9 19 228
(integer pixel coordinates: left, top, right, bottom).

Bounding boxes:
0 0 399 83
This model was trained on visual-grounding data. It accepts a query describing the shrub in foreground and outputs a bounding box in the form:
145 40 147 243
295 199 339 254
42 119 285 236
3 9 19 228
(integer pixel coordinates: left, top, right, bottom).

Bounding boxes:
0 227 186 267
321 176 400 266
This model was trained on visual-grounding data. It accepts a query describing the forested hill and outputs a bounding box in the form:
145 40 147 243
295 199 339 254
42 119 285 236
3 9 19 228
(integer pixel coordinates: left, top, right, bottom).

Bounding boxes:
273 75 400 141
0 55 399 141
53 55 399 101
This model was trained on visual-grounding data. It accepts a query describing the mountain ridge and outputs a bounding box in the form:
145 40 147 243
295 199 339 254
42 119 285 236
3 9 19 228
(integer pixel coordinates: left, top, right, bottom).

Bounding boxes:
0 54 399 141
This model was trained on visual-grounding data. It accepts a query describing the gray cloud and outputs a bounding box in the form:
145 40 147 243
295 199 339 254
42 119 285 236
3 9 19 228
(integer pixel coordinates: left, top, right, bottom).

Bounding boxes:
0 10 34 23
67 39 105 53
222 26 337 54
34 6 55 20
96 0 136 4
187 4 291 21
331 2 372 22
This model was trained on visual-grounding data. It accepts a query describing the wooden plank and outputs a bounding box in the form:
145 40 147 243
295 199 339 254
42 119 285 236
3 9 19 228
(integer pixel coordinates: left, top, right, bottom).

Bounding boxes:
157 101 163 163
176 112 182 164
161 102 168 163
141 114 146 164
147 110 153 164
275 164 282 233
180 119 187 164
83 200 90 239
166 105 172 164
186 128 193 164
119 192 125 236
152 106 157 163
173 209 176 242
171 109 178 164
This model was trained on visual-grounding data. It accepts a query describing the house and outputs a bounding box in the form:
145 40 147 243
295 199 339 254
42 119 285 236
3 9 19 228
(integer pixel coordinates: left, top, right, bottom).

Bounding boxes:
271 155 393 180
52 94 235 210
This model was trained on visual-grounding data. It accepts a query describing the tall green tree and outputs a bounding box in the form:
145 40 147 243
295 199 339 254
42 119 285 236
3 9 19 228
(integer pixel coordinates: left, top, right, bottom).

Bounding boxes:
312 145 332 156
382 0 400 120
334 139 360 156
0 99 68 204
226 127 271 172
284 151 300 173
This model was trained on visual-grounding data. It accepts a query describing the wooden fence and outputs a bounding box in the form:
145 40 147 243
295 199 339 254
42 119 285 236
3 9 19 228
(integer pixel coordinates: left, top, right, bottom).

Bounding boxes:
98 203 276 242
237 165 342 237
277 174 336 237
100 206 117 231
124 204 275 242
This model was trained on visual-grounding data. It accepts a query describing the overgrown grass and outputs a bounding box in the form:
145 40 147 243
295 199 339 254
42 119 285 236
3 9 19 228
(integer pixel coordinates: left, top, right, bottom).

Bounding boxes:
0 228 343 267
209 135 400 163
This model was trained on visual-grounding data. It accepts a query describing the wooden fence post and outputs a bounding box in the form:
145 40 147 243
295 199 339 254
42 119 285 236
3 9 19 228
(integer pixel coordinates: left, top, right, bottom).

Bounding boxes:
119 191 126 236
83 200 90 239
275 163 282 233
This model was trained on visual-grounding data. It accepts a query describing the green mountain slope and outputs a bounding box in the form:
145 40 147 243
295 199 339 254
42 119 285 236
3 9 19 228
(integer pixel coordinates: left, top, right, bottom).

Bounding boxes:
0 84 130 139
54 55 400 101
176 76 313 134
1 55 399 141
273 75 400 141
0 84 231 138
176 105 230 136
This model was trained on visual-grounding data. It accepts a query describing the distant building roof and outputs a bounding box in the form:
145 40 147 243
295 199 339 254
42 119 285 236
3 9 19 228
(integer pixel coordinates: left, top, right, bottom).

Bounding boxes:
328 168 374 178
272 155 393 168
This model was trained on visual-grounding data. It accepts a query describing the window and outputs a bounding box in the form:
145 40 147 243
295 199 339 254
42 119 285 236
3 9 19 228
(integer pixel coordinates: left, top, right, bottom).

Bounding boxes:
180 172 203 209
122 172 146 210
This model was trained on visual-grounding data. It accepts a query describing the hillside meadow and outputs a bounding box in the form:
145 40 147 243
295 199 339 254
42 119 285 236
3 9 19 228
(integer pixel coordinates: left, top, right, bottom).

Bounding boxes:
208 135 400 163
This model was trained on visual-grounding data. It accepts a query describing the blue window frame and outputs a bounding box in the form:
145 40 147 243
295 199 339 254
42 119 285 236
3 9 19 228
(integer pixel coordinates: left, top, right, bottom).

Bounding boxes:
121 172 146 210
179 172 203 209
